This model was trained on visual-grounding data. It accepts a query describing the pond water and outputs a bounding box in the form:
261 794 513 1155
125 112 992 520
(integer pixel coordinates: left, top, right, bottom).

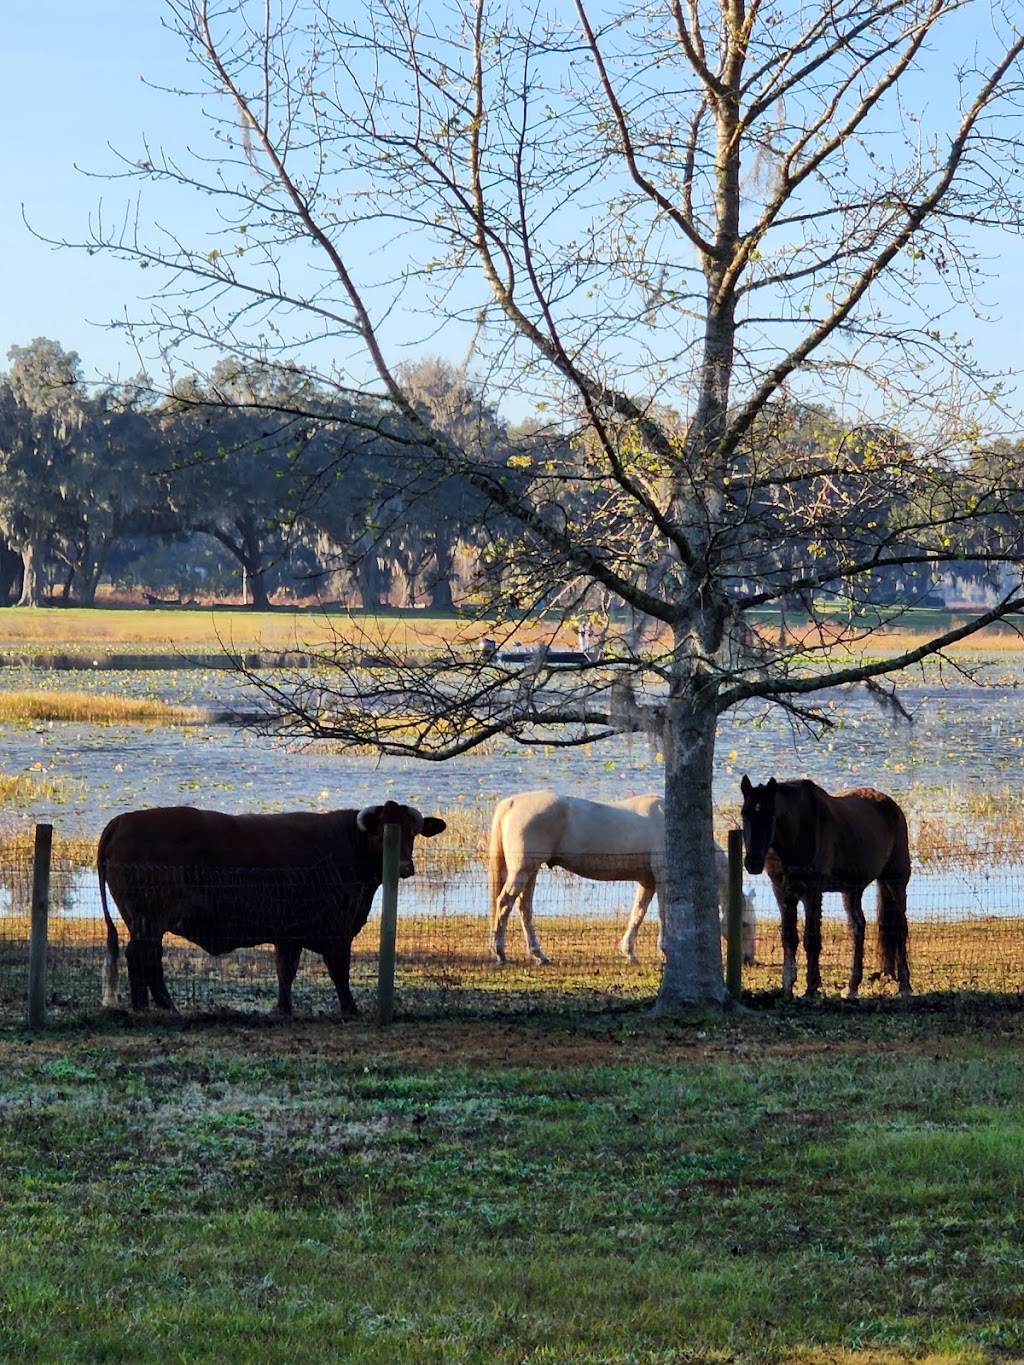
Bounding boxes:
4 664 1024 923
5 665 1024 830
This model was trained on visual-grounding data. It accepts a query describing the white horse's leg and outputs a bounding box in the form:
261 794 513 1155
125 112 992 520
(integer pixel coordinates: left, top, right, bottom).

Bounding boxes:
620 881 654 964
518 874 550 964
491 886 513 964
492 873 528 963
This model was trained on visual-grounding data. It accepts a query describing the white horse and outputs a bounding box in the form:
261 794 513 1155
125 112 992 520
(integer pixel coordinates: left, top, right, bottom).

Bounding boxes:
488 790 756 966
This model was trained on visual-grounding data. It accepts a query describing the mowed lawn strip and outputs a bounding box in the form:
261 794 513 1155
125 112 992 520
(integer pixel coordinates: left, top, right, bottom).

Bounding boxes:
0 1007 1021 1363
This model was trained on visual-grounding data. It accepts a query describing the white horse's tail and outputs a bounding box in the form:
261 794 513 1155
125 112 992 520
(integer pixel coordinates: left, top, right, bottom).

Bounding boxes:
487 805 508 932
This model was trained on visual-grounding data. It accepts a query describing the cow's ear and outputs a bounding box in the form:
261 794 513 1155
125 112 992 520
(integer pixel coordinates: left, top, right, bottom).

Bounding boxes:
421 817 447 838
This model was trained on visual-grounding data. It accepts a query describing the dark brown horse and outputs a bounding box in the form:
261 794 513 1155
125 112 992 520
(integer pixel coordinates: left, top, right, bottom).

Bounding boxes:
739 775 911 1000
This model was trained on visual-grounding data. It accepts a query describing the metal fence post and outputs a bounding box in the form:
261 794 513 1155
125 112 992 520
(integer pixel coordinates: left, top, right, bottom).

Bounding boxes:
376 821 401 1025
725 828 744 1000
27 822 53 1030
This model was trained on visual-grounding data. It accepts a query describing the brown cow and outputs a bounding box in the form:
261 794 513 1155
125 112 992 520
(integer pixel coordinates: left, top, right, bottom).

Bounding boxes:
98 801 446 1015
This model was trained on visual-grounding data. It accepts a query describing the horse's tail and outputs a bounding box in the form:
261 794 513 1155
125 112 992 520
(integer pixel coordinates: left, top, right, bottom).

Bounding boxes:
488 803 508 929
876 880 908 978
877 805 912 990
97 818 121 1007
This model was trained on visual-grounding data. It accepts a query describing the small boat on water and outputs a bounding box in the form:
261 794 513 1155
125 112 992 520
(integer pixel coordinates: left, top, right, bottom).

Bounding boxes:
485 643 596 666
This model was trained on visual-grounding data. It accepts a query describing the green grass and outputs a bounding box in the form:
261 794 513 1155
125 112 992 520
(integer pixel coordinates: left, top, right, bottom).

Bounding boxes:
0 1006 1022 1362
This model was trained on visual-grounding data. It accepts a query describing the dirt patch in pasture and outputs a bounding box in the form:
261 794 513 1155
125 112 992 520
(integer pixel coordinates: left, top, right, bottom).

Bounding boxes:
4 991 1023 1073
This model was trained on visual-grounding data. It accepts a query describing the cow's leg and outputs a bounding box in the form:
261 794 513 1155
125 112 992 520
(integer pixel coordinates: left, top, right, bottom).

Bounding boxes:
273 942 303 1015
125 930 175 1011
842 886 867 1000
803 891 823 998
620 880 655 964
123 935 149 1011
517 875 550 965
321 939 359 1017
778 890 800 1000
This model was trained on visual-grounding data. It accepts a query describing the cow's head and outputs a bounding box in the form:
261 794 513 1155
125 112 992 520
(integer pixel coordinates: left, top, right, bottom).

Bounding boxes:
357 801 447 878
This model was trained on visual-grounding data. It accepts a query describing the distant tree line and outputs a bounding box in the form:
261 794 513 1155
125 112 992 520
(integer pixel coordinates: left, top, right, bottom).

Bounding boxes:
0 337 1015 611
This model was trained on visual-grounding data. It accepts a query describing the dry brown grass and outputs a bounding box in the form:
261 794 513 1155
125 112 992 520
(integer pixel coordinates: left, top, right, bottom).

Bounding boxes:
0 606 497 656
0 690 205 725
19 910 1024 1017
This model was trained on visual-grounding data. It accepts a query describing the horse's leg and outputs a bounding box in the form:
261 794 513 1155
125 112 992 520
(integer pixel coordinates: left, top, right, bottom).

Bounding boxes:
778 889 800 1000
491 887 511 964
517 873 550 965
841 886 866 1000
620 880 655 964
803 891 823 998
491 861 536 964
878 877 912 995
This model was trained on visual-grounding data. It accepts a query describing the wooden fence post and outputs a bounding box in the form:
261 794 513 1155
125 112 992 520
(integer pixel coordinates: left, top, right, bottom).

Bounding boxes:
725 828 745 1001
376 821 401 1025
27 822 53 1030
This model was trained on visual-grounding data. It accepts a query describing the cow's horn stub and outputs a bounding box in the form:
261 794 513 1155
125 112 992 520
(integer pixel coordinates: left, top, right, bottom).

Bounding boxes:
356 804 382 831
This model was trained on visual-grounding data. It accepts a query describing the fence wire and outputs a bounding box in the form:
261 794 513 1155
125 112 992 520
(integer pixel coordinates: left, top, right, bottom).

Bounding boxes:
2 835 1024 1020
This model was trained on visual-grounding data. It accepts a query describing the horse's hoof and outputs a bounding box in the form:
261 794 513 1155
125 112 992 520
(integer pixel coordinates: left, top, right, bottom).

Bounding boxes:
532 952 551 966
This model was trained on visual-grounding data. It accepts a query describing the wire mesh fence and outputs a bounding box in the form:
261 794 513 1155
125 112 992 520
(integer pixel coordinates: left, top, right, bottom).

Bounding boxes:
4 831 1024 1022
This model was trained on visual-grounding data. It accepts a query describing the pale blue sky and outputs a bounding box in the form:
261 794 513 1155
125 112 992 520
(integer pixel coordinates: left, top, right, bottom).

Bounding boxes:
5 2 1024 432
4 4 204 380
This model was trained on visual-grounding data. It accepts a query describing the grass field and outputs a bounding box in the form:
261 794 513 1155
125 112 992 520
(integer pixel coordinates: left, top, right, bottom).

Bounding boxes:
1 1001 1024 1362
1 601 1022 663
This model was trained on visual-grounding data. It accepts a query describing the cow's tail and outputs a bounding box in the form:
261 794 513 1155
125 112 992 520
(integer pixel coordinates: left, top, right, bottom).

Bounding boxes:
97 820 120 1007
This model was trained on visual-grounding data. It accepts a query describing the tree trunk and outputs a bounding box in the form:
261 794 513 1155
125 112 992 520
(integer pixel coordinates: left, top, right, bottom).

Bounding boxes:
16 541 42 608
0 545 23 605
357 555 390 610
245 562 272 610
654 685 732 1012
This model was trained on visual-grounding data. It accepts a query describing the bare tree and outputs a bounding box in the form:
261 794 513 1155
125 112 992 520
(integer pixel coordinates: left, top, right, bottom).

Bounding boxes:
68 0 1024 1009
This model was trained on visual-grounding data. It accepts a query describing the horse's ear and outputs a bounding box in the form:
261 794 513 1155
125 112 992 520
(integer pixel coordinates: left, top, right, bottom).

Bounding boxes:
766 777 777 794
740 775 752 797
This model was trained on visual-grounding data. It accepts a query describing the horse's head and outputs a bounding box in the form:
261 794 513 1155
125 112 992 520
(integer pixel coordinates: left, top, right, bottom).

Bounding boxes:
740 774 777 875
